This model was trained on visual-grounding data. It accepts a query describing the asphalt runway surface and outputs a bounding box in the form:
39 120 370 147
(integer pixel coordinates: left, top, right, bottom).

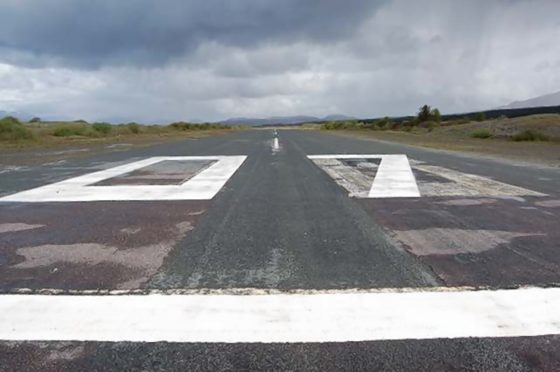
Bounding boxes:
1 129 559 371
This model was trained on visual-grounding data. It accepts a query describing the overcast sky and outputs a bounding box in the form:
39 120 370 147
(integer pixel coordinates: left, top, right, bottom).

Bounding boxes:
1 0 559 123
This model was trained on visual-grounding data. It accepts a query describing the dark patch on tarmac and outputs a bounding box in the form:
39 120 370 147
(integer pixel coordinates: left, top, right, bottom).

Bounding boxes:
92 159 216 186
1 335 559 372
148 134 439 290
360 195 560 287
0 201 209 290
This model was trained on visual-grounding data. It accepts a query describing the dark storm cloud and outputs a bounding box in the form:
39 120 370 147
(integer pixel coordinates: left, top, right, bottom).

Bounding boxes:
0 0 384 68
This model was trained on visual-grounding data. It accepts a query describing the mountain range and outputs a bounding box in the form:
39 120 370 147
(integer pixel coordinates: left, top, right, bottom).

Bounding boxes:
499 90 560 109
0 110 33 121
219 114 356 126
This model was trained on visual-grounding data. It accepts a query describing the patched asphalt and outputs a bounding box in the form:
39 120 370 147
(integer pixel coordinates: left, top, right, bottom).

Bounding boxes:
1 129 559 370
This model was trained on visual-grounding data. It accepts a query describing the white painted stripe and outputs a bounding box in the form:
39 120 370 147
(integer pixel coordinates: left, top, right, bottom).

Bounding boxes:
309 154 391 159
308 154 420 198
0 156 246 202
369 155 420 198
0 287 559 343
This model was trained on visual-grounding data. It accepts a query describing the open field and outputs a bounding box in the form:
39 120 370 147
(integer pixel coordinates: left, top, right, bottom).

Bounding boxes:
0 118 239 166
321 114 560 167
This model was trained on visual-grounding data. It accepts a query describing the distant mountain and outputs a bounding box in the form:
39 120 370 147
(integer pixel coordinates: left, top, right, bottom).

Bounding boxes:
0 110 34 121
220 114 356 126
322 114 356 121
499 91 560 109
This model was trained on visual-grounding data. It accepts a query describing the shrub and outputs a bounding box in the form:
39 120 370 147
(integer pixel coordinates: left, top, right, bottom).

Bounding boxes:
431 109 441 123
52 125 86 137
29 117 41 123
170 122 194 130
1 116 21 125
470 129 492 139
127 122 140 134
418 105 432 122
0 116 34 141
474 112 486 122
426 121 439 132
92 122 112 134
511 129 549 142
417 105 441 123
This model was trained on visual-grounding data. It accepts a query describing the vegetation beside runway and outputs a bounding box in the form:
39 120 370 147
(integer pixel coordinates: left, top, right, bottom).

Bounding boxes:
318 109 560 166
0 116 240 145
0 116 244 165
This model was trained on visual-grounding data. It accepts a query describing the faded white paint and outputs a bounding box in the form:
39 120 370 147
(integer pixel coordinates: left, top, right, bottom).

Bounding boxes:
0 223 44 233
413 163 545 197
309 154 420 198
310 155 544 198
311 158 374 198
0 156 246 202
0 287 559 343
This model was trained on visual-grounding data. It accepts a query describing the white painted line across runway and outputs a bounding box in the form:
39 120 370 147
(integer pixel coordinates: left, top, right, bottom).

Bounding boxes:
0 156 246 202
1 287 559 343
309 154 420 198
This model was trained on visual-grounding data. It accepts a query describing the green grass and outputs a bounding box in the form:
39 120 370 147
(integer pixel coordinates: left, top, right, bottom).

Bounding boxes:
511 129 549 142
470 128 492 139
0 117 34 141
126 122 141 134
52 124 87 137
91 122 112 135
1 116 236 148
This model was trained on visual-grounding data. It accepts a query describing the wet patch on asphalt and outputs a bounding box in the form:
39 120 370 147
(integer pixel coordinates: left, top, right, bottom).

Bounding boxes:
0 201 209 290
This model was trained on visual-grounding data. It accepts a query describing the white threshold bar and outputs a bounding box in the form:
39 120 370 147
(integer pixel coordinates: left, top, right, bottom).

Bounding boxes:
0 287 559 343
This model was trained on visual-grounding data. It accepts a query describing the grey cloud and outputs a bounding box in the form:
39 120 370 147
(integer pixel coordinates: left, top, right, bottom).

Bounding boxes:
1 0 560 123
0 0 384 69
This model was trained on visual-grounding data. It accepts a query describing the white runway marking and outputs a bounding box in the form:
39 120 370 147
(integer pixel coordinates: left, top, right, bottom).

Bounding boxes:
367 155 420 197
0 156 246 202
272 137 280 154
0 287 559 343
309 154 420 198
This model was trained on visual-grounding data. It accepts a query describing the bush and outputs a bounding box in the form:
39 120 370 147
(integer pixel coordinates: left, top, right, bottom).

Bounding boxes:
417 105 441 123
29 117 41 123
127 122 141 134
0 116 34 141
1 116 21 125
431 109 441 123
52 125 86 137
474 112 486 122
92 122 112 134
511 129 549 142
426 121 439 132
470 129 492 139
